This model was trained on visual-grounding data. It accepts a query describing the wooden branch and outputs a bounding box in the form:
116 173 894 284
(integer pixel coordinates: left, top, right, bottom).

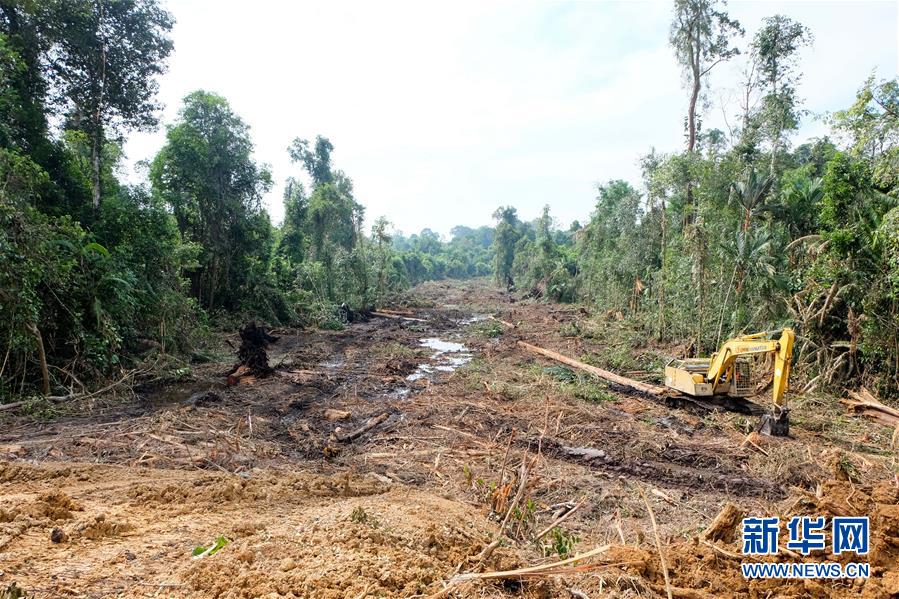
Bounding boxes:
336 412 390 442
535 495 588 540
517 341 667 396
0 368 144 413
489 315 516 328
427 545 613 598
638 485 672 599
376 308 415 316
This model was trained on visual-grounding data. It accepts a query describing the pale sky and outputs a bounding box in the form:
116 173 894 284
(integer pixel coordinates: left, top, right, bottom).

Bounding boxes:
124 0 899 238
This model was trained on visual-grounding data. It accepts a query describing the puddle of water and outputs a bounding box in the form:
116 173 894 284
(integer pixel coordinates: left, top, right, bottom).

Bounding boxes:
458 314 488 325
406 337 473 381
319 356 345 370
420 338 467 354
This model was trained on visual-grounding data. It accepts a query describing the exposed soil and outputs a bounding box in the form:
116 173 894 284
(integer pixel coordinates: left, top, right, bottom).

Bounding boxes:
1 279 897 598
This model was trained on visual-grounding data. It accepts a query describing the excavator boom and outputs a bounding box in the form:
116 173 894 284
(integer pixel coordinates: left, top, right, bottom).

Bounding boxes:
664 328 795 436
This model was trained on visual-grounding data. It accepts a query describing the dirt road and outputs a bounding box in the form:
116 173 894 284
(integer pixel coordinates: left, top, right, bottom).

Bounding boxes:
1 280 897 597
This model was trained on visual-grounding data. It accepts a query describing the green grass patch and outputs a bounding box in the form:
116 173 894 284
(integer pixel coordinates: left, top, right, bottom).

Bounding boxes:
469 319 504 338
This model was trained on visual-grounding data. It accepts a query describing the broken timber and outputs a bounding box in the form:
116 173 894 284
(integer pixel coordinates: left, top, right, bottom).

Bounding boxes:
517 340 667 396
842 388 899 427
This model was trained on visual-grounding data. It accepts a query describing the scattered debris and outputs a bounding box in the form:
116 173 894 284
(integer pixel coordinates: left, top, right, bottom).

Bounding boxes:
324 408 351 421
185 390 220 406
192 535 229 558
701 503 744 543
371 310 428 322
0 583 27 599
428 545 612 598
50 527 66 544
2 280 896 598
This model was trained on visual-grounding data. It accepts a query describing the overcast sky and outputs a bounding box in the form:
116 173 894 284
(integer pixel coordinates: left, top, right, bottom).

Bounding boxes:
123 0 899 238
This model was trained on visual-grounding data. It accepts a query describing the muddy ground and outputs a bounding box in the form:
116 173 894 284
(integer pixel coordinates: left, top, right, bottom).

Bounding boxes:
1 279 897 598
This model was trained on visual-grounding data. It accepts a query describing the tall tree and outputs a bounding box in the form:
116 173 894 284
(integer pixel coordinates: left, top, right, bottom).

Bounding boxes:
288 135 335 188
47 0 173 211
492 206 520 289
669 0 743 153
277 177 308 264
669 0 741 351
750 15 812 175
150 91 272 309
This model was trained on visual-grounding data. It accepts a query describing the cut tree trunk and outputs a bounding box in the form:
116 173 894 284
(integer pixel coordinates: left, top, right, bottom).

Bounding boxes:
517 341 667 396
26 323 50 396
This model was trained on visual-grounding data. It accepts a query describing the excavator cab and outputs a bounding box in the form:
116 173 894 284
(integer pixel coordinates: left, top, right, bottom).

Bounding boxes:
664 329 795 436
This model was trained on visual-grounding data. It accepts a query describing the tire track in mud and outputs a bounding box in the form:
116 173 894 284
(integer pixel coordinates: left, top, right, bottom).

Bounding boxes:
540 437 787 499
467 415 787 500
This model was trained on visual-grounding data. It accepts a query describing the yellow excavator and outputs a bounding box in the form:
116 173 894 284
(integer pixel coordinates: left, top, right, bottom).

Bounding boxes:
664 328 795 436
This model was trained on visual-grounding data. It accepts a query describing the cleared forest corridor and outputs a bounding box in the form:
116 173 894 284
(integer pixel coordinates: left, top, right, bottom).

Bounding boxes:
2 280 898 598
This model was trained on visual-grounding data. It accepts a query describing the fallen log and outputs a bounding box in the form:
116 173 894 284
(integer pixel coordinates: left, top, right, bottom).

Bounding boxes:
489 315 516 328
846 389 899 418
370 311 428 323
336 412 390 442
517 341 668 396
376 308 415 316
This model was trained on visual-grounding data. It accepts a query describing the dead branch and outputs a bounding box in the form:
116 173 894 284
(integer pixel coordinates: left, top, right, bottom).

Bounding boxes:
638 485 672 599
535 495 588 540
428 544 613 598
376 308 415 316
0 367 144 412
370 311 428 322
489 315 516 328
336 412 390 442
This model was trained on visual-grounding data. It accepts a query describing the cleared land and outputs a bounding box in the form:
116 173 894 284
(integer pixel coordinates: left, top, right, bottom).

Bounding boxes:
1 279 897 598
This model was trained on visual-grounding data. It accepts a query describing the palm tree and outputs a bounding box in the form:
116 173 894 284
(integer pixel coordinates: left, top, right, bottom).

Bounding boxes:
731 169 775 232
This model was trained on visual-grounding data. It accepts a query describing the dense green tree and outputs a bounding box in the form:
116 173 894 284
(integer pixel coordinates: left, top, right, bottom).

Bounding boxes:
832 76 899 192
46 0 174 212
492 206 520 289
150 91 272 311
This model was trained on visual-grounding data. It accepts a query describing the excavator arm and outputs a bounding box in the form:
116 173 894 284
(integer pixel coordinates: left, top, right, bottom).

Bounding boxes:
704 328 794 435
704 329 795 408
664 328 796 435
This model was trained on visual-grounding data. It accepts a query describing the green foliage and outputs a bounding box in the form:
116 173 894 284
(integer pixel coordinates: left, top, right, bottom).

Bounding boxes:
469 320 504 339
192 535 229 557
545 527 579 558
492 206 520 288
350 506 380 528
